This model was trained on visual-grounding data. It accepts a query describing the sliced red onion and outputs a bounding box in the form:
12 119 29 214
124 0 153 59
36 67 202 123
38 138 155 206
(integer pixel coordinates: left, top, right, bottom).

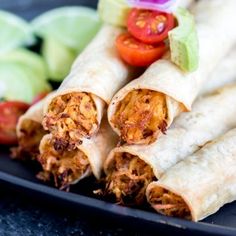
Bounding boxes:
127 0 178 12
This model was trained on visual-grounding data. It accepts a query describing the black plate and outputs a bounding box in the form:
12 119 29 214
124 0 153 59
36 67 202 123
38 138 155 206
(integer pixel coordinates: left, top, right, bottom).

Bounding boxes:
1 1 236 235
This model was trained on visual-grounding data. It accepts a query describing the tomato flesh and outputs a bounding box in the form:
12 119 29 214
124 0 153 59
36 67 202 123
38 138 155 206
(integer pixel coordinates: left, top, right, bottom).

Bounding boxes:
116 33 167 67
127 8 175 44
0 101 29 145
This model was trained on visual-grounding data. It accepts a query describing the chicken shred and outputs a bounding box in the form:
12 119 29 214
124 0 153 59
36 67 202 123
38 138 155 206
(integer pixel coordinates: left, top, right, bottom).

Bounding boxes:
11 120 47 161
149 188 191 220
105 152 156 205
112 89 167 145
37 138 90 190
43 92 98 149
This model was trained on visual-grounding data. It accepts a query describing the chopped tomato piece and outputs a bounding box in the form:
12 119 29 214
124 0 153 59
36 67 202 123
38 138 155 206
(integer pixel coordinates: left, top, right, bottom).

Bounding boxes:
0 101 29 145
116 33 167 67
127 8 175 44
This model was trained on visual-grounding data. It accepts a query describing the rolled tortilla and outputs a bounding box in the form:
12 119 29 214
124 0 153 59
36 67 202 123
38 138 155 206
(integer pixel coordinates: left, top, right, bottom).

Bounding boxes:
38 119 118 190
11 93 56 160
104 84 236 205
11 99 47 160
201 47 236 95
108 0 236 145
146 128 236 221
42 25 134 148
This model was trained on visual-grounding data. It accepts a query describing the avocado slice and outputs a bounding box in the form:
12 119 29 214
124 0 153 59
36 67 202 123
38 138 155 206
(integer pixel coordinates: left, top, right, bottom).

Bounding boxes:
169 8 199 72
98 0 131 27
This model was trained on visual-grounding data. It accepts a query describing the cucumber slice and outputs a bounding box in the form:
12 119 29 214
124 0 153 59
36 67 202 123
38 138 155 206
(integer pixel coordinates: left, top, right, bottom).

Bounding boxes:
0 10 35 54
31 7 101 53
42 36 77 82
98 0 131 27
169 8 199 72
0 62 51 103
0 48 48 80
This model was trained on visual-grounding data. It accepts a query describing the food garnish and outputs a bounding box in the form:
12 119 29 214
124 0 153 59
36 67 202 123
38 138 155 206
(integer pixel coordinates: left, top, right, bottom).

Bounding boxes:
127 8 175 44
0 10 35 54
42 36 77 81
0 101 29 145
127 0 177 12
98 0 131 27
169 7 199 72
116 33 167 67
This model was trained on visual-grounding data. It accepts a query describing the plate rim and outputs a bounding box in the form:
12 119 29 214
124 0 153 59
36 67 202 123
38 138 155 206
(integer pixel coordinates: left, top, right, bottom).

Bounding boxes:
0 170 235 236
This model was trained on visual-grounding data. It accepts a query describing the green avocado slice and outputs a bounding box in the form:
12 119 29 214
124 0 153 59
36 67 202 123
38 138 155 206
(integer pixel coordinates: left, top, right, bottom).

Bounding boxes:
169 8 199 72
98 0 131 27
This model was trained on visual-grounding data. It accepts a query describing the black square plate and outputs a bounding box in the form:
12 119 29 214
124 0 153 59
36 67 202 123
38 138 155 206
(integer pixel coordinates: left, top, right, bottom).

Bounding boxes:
1 1 236 235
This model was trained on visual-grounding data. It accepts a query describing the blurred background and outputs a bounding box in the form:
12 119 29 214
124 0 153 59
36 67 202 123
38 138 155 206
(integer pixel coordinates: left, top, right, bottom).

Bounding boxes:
1 0 98 19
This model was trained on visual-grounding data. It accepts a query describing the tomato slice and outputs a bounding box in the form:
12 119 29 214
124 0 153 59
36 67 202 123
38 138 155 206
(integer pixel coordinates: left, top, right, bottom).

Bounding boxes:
31 92 48 106
116 33 167 67
0 101 29 145
127 8 175 44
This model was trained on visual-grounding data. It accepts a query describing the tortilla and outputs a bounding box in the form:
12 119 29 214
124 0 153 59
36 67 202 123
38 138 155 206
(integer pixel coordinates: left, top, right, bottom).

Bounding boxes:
147 128 236 221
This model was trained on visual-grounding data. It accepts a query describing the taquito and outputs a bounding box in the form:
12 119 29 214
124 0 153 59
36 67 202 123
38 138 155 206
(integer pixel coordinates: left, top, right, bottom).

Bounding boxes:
38 119 117 189
12 93 56 160
42 25 133 148
147 128 236 221
108 0 236 145
12 99 47 160
104 84 236 205
201 47 236 95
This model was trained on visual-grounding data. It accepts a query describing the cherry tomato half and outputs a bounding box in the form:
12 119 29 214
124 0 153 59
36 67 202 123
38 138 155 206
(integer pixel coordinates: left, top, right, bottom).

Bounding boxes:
127 8 175 44
31 92 48 106
116 33 167 67
0 101 29 145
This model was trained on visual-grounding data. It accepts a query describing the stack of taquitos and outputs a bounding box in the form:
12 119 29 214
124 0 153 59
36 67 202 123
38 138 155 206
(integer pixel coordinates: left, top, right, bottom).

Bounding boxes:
108 0 236 145
38 119 117 189
103 0 236 205
13 94 118 189
42 0 195 149
147 128 236 221
36 0 194 188
104 83 236 205
37 24 133 188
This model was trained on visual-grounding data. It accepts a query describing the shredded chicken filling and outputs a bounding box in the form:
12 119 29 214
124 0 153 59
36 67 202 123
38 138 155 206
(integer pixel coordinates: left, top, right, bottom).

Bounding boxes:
149 188 191 220
37 139 90 190
43 92 97 148
112 89 167 144
105 152 156 205
11 120 47 160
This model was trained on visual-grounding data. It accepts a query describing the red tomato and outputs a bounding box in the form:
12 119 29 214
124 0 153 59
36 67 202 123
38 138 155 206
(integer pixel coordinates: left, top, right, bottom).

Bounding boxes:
127 8 175 44
31 92 48 106
0 101 29 145
116 33 167 67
